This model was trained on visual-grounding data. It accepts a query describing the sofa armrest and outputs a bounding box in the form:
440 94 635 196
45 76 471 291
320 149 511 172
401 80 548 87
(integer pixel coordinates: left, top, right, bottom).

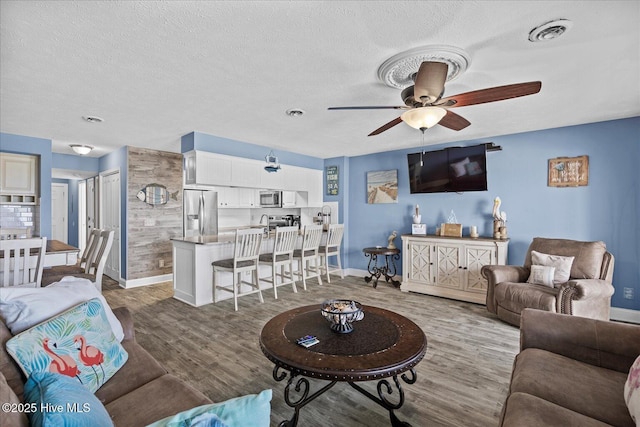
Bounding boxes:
481 265 529 314
112 307 136 341
520 308 640 373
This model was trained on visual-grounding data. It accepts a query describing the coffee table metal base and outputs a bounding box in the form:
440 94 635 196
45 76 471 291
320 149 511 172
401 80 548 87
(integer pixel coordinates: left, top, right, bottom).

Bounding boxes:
273 365 417 427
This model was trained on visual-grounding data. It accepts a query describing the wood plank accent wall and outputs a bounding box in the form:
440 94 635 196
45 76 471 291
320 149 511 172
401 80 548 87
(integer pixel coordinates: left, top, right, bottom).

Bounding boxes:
127 147 182 280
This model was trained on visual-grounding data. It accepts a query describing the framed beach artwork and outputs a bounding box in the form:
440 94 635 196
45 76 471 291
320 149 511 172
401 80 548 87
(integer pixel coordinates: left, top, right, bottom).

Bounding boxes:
367 170 398 204
548 155 589 187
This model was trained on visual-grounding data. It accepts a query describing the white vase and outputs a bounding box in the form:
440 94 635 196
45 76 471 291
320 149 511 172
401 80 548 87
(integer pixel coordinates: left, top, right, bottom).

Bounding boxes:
413 214 422 224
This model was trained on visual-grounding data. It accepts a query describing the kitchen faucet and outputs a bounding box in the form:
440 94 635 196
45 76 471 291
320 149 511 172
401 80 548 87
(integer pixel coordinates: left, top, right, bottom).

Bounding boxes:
259 214 270 234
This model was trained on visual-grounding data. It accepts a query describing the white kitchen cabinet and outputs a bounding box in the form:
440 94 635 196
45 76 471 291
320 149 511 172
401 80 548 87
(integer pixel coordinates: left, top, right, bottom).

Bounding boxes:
231 158 261 188
306 169 323 207
184 151 232 186
282 191 296 207
217 187 257 208
0 153 38 204
401 235 508 304
260 167 284 189
236 188 258 208
0 153 38 197
183 151 324 206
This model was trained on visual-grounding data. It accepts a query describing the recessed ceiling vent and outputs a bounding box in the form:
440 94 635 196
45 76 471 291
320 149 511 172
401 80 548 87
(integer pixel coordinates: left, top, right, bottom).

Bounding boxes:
82 115 104 123
377 45 471 89
285 109 305 117
528 19 573 42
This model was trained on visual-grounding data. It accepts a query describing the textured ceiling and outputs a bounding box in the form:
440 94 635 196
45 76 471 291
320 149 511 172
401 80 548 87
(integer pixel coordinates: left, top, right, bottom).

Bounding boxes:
1 1 639 160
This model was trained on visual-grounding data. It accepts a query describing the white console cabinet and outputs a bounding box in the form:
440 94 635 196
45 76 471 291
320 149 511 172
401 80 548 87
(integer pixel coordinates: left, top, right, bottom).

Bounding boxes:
401 235 508 304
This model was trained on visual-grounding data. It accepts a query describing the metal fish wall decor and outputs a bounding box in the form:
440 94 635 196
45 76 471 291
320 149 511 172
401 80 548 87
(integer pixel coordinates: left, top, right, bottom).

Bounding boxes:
136 183 178 206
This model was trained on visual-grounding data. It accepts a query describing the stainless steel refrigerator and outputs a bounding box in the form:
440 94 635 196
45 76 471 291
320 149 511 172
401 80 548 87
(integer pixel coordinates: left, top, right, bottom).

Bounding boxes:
183 189 218 237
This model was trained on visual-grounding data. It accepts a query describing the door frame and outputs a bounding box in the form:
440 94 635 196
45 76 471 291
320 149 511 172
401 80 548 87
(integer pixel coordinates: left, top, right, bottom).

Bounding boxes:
99 168 121 283
51 182 68 243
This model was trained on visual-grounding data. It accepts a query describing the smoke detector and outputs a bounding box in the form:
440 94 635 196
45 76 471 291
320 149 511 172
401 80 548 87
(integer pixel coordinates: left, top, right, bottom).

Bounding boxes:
529 19 573 42
377 45 471 89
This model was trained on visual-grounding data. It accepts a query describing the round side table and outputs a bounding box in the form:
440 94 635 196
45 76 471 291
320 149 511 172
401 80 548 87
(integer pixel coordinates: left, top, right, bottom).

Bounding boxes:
362 246 401 288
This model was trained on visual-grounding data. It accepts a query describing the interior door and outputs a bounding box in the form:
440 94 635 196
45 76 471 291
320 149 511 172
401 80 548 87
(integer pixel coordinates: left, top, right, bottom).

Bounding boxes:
100 171 120 282
86 177 97 237
51 183 68 243
78 180 87 252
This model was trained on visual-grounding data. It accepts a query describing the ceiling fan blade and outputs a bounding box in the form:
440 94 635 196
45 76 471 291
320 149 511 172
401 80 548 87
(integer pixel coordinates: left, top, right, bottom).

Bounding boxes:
438 110 471 131
368 117 403 136
440 81 542 108
413 61 448 104
328 106 406 110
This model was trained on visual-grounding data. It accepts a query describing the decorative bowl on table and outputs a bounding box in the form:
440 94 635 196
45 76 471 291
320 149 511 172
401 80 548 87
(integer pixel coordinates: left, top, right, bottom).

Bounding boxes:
321 300 364 334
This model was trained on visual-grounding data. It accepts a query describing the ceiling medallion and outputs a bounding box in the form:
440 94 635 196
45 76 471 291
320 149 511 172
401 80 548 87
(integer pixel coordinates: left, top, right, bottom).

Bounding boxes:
377 45 471 89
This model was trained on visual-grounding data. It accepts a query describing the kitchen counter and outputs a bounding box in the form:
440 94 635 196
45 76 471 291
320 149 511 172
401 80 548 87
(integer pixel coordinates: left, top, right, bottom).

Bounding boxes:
171 235 235 245
171 228 328 307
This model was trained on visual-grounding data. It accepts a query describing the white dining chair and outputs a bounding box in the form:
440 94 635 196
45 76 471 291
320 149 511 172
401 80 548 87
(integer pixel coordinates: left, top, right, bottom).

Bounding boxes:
42 228 101 278
213 228 264 311
319 223 345 283
259 226 298 299
293 224 323 290
0 237 47 287
41 230 114 291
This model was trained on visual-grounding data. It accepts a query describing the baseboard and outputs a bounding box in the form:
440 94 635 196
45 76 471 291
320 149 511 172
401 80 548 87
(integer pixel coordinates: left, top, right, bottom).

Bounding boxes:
610 307 640 324
121 273 173 289
345 268 369 278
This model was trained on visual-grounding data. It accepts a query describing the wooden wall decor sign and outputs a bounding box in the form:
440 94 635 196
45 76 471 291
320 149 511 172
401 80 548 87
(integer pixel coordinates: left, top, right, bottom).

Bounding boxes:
548 155 589 187
326 165 339 196
441 223 463 237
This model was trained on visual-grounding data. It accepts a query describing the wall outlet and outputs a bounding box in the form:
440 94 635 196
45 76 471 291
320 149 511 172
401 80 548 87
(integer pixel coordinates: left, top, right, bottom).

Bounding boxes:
158 259 165 268
623 287 634 300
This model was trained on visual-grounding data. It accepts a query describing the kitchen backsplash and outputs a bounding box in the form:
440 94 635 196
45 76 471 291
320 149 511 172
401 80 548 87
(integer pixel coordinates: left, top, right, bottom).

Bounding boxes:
0 204 39 237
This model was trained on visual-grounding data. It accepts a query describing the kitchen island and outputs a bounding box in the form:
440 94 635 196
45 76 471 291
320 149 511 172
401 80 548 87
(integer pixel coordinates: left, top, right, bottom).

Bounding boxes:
172 231 325 307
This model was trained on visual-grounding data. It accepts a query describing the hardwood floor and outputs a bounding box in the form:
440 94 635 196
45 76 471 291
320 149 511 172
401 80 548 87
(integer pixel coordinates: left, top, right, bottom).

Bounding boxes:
102 275 520 427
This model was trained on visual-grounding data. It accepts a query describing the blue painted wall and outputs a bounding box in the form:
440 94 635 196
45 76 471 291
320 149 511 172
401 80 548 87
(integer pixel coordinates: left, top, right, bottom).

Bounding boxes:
344 117 640 310
52 152 100 173
183 131 324 170
0 133 53 239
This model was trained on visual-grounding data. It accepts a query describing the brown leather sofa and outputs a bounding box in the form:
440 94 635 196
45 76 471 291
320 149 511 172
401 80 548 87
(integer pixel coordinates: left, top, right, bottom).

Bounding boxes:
1 307 212 426
500 308 640 426
482 237 615 326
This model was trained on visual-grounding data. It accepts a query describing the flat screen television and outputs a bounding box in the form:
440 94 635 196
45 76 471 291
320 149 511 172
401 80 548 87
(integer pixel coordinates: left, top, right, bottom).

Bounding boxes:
407 144 488 193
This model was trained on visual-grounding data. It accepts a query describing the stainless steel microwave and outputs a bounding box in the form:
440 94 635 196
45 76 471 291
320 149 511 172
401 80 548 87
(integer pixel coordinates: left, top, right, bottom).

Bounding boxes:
259 191 282 208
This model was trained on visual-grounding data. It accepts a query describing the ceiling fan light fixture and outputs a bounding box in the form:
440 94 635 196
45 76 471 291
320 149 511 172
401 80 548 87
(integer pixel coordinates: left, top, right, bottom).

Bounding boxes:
70 144 94 155
401 107 447 130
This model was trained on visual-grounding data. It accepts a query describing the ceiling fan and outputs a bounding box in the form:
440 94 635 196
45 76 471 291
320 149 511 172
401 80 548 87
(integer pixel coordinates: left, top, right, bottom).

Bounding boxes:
328 61 542 136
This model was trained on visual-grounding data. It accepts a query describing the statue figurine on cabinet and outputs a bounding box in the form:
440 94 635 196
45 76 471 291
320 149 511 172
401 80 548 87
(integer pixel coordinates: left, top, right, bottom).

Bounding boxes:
387 230 398 249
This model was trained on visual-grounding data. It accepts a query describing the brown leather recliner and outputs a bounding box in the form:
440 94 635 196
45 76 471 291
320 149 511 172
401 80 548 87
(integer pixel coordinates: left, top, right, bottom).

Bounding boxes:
482 237 615 326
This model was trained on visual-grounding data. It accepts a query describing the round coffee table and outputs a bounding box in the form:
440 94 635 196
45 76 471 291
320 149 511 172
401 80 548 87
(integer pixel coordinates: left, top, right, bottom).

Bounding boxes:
260 304 427 426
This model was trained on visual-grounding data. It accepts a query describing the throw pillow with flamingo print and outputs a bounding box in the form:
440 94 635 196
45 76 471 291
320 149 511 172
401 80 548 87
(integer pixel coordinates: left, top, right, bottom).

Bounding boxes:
6 298 128 393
